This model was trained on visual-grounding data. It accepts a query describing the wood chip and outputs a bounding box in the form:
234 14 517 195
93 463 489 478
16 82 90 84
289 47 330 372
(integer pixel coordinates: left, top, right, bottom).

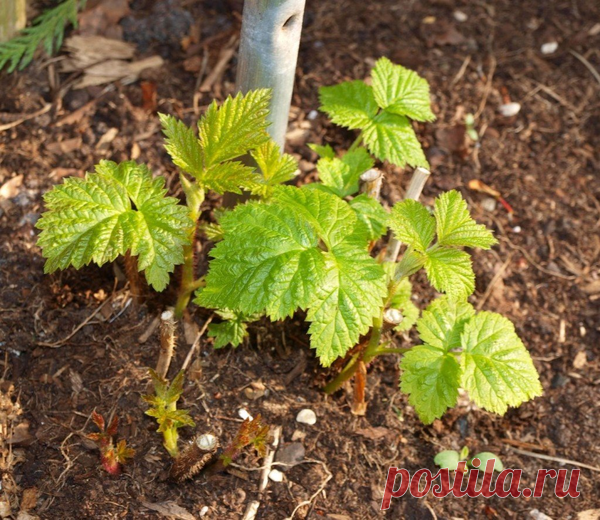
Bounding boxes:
141 501 195 520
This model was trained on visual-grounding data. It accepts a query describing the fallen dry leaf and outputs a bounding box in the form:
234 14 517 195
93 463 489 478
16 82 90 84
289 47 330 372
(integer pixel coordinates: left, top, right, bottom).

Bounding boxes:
355 426 391 441
141 501 195 520
0 175 23 200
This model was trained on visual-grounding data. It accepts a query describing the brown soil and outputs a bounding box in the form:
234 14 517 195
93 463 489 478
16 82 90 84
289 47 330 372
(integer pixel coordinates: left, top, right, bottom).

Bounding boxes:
1 0 599 519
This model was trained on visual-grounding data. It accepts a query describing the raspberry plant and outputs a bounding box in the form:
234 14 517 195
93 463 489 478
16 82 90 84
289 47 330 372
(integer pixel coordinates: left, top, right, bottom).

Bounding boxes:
37 58 542 423
87 412 134 476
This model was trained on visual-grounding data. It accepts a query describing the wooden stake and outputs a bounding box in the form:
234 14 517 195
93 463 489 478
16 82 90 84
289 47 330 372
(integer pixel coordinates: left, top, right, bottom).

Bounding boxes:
385 167 431 262
156 308 176 378
360 168 383 200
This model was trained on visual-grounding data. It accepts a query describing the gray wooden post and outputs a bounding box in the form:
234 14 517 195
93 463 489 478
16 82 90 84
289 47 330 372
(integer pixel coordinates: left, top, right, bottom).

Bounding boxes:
236 0 306 149
0 0 26 43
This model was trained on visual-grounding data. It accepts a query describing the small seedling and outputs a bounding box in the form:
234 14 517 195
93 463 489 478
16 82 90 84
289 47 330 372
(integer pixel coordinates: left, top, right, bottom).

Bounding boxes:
142 370 195 458
87 411 134 476
434 446 503 473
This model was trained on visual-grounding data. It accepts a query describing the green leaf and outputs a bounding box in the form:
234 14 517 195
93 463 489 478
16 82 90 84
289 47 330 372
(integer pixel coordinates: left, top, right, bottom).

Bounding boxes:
198 90 271 167
434 450 460 471
316 149 374 198
460 312 542 415
165 370 186 405
319 80 378 130
470 453 504 472
349 194 389 241
400 344 461 424
202 161 257 195
159 113 203 177
250 140 298 197
307 244 387 366
36 161 190 291
198 186 386 366
389 279 419 332
363 111 428 168
196 191 328 320
208 311 251 349
417 297 475 351
434 191 497 249
371 57 435 122
395 248 427 278
308 143 335 159
390 199 435 252
424 247 475 300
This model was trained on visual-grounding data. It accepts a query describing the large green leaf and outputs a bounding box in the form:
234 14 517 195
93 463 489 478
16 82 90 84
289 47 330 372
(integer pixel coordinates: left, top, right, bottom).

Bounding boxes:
319 80 379 130
37 161 191 291
435 191 497 249
307 244 387 366
371 57 435 122
423 247 475 300
417 297 475 351
390 199 435 252
460 312 542 414
400 345 461 424
362 111 428 168
198 89 271 167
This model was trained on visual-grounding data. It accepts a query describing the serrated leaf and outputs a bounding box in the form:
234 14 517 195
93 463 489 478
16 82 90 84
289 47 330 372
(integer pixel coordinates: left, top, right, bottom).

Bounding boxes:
198 89 271 167
349 194 389 241
417 297 475 351
390 199 435 252
424 247 474 300
308 143 335 159
159 113 203 176
371 57 435 122
400 345 461 424
319 80 378 130
307 244 387 366
202 161 257 194
198 186 385 366
196 193 328 320
208 312 249 349
362 111 428 168
389 279 419 332
395 248 427 278
435 191 497 249
460 312 542 414
276 186 358 249
249 140 298 197
36 161 190 291
316 149 374 198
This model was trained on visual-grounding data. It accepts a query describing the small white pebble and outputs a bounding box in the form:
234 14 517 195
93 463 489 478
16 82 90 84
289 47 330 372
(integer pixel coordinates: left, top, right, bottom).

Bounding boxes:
453 10 468 22
199 506 209 517
296 408 317 425
499 102 521 117
196 433 217 451
268 469 284 482
512 226 522 233
580 326 586 337
238 408 253 421
481 197 497 212
541 41 558 54
307 109 319 120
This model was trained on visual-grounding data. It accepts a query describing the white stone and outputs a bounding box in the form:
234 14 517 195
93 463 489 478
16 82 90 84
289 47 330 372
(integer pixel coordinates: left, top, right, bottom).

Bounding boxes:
296 408 317 425
541 42 558 54
499 102 521 117
512 226 522 233
268 469 284 482
307 109 319 120
238 408 253 421
453 10 468 22
199 506 209 517
196 433 217 451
